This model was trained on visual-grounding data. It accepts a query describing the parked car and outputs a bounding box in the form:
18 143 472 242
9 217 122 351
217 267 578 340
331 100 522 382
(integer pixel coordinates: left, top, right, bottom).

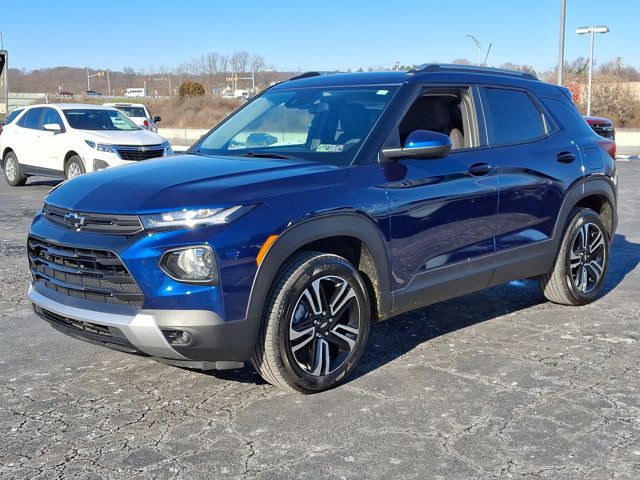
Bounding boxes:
27 66 617 393
1 103 171 185
85 90 102 97
584 115 615 139
584 115 616 159
104 103 161 132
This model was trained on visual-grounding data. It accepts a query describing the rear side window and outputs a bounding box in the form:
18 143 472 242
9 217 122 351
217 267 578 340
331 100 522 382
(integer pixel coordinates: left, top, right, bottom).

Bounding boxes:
482 88 545 145
41 108 64 129
17 107 44 130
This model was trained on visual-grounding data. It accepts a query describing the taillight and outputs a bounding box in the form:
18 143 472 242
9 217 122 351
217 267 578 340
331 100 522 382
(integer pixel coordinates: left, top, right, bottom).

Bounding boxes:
143 120 149 129
597 138 616 160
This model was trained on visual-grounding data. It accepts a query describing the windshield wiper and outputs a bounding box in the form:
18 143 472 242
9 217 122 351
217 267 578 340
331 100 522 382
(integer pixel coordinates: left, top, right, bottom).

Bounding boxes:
238 151 291 160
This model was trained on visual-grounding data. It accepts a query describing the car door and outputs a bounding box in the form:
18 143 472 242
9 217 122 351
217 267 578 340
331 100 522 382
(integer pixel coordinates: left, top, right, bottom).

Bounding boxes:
37 107 67 173
384 85 499 314
478 86 584 285
12 107 45 171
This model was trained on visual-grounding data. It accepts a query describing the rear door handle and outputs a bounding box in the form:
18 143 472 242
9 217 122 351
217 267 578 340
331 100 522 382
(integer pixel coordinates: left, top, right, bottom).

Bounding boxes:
468 163 493 176
556 152 576 163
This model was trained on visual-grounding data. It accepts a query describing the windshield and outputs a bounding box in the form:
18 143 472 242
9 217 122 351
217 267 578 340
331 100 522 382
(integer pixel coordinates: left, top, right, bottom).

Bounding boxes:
63 109 140 131
115 106 147 118
193 85 398 165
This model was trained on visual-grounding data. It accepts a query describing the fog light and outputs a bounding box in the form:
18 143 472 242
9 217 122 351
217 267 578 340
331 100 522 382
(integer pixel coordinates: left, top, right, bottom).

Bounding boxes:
93 159 109 171
161 245 217 283
162 329 194 346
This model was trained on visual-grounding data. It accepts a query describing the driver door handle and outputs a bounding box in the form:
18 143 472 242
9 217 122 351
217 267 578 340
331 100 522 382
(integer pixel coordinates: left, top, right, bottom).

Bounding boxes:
556 152 576 164
468 163 493 176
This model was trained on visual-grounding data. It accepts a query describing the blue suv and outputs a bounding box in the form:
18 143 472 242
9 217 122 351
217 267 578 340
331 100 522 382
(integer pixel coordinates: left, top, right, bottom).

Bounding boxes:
27 65 617 393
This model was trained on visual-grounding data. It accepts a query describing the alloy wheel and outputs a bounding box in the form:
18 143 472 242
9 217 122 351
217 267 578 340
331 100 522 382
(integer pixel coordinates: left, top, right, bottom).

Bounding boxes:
288 275 361 376
570 222 606 293
5 157 16 182
67 162 82 178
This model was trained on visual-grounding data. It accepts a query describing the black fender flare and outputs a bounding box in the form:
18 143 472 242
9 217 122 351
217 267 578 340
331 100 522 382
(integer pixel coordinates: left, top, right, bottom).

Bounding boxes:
244 212 393 330
550 176 617 254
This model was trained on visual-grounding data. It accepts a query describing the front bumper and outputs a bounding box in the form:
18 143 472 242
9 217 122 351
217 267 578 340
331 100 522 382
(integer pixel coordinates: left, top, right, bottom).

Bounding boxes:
28 284 249 369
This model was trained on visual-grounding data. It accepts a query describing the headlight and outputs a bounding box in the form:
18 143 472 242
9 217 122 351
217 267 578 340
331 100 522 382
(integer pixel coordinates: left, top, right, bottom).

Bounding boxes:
161 246 217 283
140 206 249 229
85 140 117 153
163 142 173 156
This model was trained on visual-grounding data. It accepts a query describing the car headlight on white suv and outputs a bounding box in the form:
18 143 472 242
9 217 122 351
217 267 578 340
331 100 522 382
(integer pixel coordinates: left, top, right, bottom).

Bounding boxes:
85 140 118 154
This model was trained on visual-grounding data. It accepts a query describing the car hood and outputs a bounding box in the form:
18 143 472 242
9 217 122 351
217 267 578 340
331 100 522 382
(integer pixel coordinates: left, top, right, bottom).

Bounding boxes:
45 154 347 213
79 128 166 145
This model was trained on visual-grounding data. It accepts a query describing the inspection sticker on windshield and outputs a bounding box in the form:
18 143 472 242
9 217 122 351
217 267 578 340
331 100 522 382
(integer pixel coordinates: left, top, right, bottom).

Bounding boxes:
316 144 345 153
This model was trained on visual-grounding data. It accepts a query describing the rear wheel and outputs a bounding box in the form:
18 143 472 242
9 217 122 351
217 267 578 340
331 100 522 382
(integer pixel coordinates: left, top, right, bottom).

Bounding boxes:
541 208 610 305
3 152 26 186
251 252 371 393
65 155 85 179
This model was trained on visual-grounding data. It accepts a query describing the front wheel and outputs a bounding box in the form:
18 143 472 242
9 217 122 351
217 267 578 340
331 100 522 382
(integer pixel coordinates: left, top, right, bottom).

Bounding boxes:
251 252 371 393
541 208 610 305
65 155 85 179
3 152 27 186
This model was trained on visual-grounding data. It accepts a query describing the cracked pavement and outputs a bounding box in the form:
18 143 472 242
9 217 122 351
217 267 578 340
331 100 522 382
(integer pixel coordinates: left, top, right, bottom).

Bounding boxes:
1 164 639 479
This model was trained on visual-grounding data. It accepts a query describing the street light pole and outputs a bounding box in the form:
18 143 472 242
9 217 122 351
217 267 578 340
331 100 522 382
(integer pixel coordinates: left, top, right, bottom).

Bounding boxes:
576 26 609 116
557 0 566 85
466 35 481 66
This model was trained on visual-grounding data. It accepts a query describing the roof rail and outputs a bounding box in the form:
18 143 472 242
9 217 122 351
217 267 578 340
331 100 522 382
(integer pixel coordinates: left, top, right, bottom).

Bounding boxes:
409 63 539 81
288 71 322 81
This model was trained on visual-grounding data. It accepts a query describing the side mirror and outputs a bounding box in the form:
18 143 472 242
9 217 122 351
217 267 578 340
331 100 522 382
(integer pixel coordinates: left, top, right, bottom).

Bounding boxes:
382 130 451 160
43 123 62 132
153 116 162 123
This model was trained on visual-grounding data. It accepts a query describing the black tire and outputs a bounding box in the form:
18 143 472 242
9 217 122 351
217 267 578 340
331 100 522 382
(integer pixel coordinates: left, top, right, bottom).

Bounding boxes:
65 155 85 179
3 151 27 186
541 208 610 305
251 252 371 393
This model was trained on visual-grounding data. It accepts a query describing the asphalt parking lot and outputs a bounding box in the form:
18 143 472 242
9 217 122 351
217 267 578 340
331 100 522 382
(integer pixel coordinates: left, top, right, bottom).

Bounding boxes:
0 162 639 480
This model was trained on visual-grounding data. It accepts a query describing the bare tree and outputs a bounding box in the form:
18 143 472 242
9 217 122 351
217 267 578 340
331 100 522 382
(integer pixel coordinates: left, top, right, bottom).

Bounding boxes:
230 51 250 74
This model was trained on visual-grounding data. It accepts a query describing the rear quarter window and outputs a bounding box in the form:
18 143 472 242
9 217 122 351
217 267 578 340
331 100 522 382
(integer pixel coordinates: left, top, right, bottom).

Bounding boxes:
540 98 597 138
17 107 44 130
482 88 546 145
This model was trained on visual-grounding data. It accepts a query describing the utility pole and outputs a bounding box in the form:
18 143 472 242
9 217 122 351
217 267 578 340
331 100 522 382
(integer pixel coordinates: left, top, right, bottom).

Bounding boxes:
107 70 111 96
557 0 567 85
86 66 90 91
466 35 482 66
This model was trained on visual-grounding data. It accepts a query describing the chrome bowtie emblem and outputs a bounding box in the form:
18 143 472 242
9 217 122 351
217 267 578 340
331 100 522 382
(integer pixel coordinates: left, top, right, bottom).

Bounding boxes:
63 213 86 229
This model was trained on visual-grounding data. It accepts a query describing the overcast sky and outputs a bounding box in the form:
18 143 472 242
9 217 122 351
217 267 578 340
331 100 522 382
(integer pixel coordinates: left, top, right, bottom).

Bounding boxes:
2 0 638 73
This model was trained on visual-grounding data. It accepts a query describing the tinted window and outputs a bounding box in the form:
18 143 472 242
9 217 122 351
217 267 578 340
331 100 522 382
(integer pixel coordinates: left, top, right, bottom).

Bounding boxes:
541 98 598 138
17 107 44 130
6 109 23 124
483 88 545 145
41 108 64 129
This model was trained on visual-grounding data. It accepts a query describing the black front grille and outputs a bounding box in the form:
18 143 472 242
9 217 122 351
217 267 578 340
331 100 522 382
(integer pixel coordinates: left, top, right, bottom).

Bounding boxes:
42 204 143 235
28 237 143 307
116 144 165 161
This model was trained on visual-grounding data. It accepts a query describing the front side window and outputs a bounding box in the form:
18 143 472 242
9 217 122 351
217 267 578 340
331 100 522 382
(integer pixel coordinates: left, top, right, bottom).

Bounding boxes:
41 108 64 129
482 88 545 145
18 107 44 130
63 109 140 131
193 85 399 166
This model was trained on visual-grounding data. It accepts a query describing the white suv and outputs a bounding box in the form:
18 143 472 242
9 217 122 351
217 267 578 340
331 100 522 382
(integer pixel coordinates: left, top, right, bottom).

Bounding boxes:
104 103 161 132
0 103 171 186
